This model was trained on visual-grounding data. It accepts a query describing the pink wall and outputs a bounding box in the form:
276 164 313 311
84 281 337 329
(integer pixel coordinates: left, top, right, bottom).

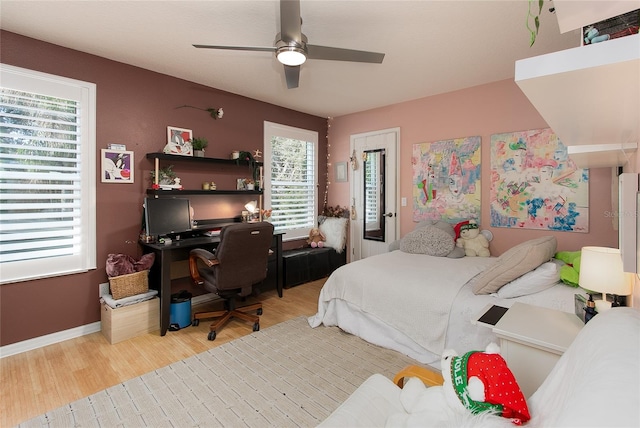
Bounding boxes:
328 79 618 255
0 31 327 346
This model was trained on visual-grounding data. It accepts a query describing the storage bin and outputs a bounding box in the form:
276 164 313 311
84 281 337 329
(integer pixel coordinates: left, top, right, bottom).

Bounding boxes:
109 270 149 300
101 298 159 344
170 291 192 329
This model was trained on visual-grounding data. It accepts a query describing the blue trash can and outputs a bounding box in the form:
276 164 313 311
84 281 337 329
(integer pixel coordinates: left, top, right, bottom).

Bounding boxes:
170 291 192 329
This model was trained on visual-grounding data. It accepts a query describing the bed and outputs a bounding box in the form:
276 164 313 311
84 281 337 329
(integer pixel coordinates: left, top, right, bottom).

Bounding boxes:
308 236 579 367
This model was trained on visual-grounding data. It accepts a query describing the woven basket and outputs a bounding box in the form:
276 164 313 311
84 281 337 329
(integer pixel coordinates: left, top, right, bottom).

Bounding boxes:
109 270 149 300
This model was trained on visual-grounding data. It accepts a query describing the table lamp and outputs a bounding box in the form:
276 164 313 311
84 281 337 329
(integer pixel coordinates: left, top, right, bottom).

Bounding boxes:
579 246 633 312
244 200 258 221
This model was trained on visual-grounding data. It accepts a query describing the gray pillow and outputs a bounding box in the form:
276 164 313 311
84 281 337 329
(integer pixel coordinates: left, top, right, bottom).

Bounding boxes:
472 236 557 295
400 225 454 256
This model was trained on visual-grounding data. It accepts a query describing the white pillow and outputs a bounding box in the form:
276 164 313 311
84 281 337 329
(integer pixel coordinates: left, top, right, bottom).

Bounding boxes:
472 236 557 295
496 260 562 298
319 217 348 253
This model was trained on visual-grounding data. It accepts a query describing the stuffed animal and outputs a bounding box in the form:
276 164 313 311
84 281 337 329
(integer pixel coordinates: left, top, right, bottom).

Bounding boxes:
455 220 490 257
555 250 581 287
307 227 325 248
387 344 529 427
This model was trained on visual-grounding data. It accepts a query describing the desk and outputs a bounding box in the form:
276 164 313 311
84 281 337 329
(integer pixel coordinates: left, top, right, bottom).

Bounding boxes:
140 232 283 336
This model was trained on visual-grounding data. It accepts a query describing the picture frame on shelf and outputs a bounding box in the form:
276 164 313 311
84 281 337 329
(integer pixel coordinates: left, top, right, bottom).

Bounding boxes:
101 149 134 183
164 126 193 156
335 161 348 182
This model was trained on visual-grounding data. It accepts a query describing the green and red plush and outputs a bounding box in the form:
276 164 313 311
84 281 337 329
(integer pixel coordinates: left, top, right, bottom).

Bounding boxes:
388 343 530 427
555 250 581 287
445 343 530 425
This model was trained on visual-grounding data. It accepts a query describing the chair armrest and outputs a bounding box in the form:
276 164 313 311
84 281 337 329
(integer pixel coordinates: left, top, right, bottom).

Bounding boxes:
393 365 444 388
189 248 219 286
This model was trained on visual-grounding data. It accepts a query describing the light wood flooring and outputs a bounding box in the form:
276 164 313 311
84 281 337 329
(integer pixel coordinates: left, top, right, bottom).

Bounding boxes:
0 279 325 427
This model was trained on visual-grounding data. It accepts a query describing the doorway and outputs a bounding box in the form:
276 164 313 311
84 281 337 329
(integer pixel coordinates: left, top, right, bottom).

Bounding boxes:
350 127 399 261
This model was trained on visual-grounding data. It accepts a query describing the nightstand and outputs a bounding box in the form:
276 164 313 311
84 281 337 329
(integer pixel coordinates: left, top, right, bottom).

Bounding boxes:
492 302 584 398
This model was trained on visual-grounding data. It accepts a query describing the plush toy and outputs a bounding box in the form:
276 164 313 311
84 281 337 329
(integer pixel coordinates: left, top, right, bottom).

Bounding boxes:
307 227 325 248
555 250 581 287
455 220 490 257
387 344 529 427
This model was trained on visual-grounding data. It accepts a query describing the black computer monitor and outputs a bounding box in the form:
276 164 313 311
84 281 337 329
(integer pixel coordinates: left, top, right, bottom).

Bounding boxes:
144 197 192 237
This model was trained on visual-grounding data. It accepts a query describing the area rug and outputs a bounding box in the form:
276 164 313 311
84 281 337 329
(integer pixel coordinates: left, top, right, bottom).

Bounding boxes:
20 317 421 427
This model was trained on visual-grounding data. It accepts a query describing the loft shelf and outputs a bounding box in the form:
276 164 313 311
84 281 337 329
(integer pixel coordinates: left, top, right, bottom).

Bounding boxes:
515 33 639 168
146 152 263 167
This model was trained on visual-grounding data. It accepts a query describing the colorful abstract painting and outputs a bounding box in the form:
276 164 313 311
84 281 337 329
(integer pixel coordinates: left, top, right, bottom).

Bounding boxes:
490 128 589 232
412 136 481 224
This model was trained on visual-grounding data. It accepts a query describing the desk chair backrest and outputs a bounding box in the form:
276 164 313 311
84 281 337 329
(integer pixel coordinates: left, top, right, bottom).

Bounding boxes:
213 222 274 295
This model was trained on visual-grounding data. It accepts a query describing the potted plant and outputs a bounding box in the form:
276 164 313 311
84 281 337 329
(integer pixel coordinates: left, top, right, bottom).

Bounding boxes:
236 150 259 181
150 165 182 189
190 137 208 157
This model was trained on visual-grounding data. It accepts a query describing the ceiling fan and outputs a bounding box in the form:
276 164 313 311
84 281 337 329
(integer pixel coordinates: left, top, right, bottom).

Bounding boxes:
193 0 385 89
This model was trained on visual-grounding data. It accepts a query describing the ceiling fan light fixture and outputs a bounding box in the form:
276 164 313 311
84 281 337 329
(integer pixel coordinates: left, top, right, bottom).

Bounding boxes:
277 46 307 66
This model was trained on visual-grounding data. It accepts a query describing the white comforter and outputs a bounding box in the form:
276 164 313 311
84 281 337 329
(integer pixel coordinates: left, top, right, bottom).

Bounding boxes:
308 251 495 356
309 250 578 365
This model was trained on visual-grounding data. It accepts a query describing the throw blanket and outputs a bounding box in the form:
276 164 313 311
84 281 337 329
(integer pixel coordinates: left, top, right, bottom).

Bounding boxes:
309 251 493 355
100 289 158 309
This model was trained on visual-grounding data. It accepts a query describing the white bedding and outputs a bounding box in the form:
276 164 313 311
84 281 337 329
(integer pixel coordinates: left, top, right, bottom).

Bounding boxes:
308 250 578 366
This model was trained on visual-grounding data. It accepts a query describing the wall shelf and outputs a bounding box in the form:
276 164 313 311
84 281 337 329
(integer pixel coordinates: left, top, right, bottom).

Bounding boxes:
146 189 262 196
146 152 262 167
146 152 263 195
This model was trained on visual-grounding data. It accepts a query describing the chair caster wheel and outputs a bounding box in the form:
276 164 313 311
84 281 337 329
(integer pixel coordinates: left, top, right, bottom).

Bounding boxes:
207 331 216 341
192 319 199 327
253 322 260 332
257 308 263 315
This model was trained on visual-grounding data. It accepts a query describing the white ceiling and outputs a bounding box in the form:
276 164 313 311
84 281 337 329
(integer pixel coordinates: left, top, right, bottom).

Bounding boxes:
0 0 581 118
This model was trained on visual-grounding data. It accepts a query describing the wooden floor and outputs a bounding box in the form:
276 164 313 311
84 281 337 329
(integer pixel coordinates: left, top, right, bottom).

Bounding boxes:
0 279 325 427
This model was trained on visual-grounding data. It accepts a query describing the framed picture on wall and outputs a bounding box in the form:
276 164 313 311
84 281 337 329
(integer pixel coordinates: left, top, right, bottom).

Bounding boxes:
335 161 348 182
164 126 193 156
101 149 134 183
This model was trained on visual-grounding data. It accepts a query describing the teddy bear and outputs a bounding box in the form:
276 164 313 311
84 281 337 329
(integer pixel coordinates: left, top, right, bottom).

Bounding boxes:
386 343 530 427
307 227 325 248
455 220 490 257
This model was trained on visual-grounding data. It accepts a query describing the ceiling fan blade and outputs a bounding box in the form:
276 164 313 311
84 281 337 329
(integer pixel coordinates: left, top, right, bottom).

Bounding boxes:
284 65 300 89
307 45 385 63
280 0 302 43
193 44 276 53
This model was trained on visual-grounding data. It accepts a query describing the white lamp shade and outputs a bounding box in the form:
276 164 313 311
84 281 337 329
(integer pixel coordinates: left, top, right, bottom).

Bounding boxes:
579 246 633 296
244 200 257 213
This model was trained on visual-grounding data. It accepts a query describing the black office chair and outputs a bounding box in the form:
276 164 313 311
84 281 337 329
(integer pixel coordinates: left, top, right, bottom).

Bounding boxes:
188 222 274 340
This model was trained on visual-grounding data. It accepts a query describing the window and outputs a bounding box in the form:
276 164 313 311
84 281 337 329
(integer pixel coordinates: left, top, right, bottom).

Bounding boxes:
263 121 318 241
0 64 97 284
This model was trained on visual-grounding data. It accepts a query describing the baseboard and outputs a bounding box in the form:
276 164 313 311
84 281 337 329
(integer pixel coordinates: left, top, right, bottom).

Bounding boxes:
0 321 102 359
1 296 217 358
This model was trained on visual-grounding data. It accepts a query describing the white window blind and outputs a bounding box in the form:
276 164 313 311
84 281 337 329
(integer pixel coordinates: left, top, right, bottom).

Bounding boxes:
0 64 96 284
364 153 379 227
264 122 318 240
